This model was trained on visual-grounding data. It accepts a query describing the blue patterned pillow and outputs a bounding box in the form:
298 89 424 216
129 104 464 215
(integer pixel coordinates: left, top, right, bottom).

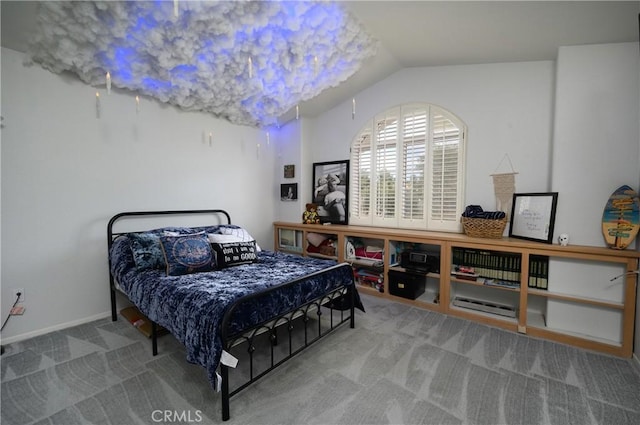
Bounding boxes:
211 241 258 268
129 232 165 270
159 232 217 276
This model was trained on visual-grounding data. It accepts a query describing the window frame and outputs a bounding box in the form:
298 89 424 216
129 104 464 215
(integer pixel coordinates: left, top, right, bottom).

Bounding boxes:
349 103 467 232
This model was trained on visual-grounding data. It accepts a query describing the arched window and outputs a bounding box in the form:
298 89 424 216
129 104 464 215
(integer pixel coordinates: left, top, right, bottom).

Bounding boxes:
349 103 467 232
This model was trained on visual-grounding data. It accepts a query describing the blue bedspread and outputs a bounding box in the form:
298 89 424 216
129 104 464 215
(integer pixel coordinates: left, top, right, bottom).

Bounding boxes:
109 234 357 389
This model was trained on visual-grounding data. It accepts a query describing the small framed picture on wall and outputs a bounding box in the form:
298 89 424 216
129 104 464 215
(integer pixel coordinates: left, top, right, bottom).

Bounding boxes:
284 164 295 178
280 183 298 201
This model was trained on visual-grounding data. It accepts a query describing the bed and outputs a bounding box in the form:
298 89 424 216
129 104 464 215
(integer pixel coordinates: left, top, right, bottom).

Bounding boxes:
107 209 362 421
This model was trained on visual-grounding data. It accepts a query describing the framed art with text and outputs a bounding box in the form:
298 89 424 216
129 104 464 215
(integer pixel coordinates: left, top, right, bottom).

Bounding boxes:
312 160 349 224
509 192 558 243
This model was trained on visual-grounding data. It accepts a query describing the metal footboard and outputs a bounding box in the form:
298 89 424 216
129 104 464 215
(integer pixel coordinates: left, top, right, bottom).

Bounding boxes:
219 268 356 421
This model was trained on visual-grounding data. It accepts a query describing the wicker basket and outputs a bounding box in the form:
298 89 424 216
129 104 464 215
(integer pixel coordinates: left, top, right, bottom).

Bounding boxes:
461 216 508 239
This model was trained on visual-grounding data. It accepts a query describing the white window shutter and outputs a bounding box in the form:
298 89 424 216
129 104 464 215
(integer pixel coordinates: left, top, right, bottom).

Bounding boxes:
372 108 399 226
350 103 466 233
349 125 373 225
428 107 465 232
399 105 428 228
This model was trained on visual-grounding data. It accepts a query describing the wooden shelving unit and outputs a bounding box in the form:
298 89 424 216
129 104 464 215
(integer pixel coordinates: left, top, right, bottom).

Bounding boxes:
273 221 640 357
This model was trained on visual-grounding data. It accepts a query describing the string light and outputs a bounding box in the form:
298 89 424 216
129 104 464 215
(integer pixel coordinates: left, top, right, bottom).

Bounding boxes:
248 57 253 79
314 56 319 76
173 0 179 18
209 132 213 146
106 72 111 94
352 98 356 120
295 105 299 120
95 92 101 118
135 95 140 114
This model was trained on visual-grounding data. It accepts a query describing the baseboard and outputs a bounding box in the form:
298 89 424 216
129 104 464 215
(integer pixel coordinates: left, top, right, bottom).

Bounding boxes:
0 311 112 345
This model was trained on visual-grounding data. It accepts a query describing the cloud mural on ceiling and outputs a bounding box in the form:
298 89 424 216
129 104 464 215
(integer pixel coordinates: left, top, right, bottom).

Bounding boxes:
25 0 377 127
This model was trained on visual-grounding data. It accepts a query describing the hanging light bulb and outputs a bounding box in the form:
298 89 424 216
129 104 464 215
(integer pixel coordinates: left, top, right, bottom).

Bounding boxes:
314 56 319 76
296 105 299 120
352 98 356 120
95 92 101 118
173 0 179 18
248 57 253 79
135 96 140 114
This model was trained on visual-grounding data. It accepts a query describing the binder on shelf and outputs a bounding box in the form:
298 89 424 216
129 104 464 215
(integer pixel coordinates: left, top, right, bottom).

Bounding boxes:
451 247 521 284
528 255 549 290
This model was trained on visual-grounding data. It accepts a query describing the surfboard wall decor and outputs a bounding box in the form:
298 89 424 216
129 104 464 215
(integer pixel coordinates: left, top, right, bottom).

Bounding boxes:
601 185 640 250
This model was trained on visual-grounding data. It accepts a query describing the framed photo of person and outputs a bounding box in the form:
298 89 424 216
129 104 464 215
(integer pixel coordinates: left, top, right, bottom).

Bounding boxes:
280 183 297 201
312 160 349 224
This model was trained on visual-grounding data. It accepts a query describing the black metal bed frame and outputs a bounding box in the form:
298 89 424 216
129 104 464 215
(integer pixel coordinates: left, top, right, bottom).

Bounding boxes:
107 209 356 421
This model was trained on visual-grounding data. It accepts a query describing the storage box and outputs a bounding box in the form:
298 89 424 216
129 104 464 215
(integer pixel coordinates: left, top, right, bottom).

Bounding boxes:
388 270 426 300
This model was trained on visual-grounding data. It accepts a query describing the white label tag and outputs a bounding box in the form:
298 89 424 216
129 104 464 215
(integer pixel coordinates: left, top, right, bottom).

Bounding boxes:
215 372 222 392
220 350 238 368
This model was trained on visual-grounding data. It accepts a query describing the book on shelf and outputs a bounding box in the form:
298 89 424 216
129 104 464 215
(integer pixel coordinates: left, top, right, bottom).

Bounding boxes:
479 278 520 289
451 265 480 281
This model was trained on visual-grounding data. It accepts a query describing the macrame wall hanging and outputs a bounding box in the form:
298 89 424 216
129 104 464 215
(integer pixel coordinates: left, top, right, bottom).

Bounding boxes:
491 154 518 217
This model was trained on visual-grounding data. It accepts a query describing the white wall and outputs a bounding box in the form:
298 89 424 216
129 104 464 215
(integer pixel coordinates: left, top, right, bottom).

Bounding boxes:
274 119 304 227
305 61 556 208
546 42 639 344
1 47 277 342
552 43 640 247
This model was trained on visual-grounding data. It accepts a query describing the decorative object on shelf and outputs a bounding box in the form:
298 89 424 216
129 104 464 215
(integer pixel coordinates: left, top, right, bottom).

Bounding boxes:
509 192 558 244
280 183 297 201
601 185 639 250
558 233 570 246
345 241 356 259
284 164 295 178
302 203 320 224
461 205 507 239
491 153 518 219
312 160 349 225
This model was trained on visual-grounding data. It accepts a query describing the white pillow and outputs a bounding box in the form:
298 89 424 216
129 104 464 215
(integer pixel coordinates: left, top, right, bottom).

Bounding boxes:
216 226 262 251
207 233 244 244
307 232 330 247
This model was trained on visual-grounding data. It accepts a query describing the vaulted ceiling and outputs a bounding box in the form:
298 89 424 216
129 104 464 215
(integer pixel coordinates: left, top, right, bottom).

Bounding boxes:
2 1 638 127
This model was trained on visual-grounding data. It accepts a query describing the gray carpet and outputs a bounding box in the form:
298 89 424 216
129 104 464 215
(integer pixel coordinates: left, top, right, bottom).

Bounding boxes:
2 293 640 425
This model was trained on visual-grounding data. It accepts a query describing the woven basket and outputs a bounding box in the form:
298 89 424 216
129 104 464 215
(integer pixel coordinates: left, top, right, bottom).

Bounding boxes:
461 217 508 239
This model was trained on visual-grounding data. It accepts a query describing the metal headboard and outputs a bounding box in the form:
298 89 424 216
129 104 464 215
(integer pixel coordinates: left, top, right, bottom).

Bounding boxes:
106 209 232 320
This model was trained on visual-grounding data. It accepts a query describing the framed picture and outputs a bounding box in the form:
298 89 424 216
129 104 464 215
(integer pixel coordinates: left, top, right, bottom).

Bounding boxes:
312 160 349 224
280 183 297 201
509 192 558 243
284 164 295 178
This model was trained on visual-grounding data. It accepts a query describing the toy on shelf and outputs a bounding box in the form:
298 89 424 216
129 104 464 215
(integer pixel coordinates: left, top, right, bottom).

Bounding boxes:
302 203 321 224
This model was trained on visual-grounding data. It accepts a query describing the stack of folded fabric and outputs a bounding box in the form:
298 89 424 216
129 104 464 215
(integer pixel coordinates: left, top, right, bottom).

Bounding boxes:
462 205 506 220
